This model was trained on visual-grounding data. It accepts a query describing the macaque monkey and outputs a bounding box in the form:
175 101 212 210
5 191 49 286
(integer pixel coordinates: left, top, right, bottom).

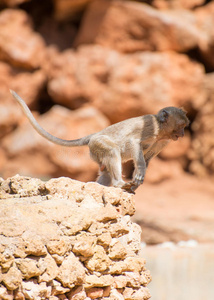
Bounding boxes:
10 90 189 193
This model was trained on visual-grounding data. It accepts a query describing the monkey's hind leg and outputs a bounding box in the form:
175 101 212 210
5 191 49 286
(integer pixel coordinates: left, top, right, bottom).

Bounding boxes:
89 135 125 188
97 167 112 186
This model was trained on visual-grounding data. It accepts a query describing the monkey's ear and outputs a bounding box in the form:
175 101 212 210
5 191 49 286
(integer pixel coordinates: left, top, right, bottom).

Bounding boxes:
159 109 169 123
179 106 187 114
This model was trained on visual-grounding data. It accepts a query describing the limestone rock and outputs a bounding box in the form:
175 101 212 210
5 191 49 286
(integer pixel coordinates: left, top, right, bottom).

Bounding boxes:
75 1 201 53
46 238 72 256
109 288 124 300
46 45 205 123
1 0 29 6
0 61 46 139
114 275 128 289
124 272 141 288
53 0 94 20
21 280 51 300
0 286 13 300
15 257 46 280
119 222 142 255
85 287 104 299
110 257 146 275
1 175 47 198
195 2 214 69
38 254 59 283
152 0 205 9
0 252 14 271
0 9 46 69
108 239 128 260
97 232 112 248
84 245 111 272
123 286 151 300
189 73 214 177
51 280 70 296
56 254 86 288
0 175 151 299
84 274 114 289
72 233 96 257
2 265 22 290
108 217 130 238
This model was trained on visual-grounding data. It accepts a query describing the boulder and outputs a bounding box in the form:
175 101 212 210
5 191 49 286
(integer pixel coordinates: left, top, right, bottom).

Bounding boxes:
189 73 214 177
152 0 205 9
47 45 205 123
0 9 46 69
75 0 201 53
0 175 151 299
53 0 94 21
195 2 214 69
0 62 46 138
0 0 29 6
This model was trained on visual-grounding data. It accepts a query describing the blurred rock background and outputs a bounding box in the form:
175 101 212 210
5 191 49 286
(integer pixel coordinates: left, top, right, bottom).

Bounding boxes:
0 0 214 246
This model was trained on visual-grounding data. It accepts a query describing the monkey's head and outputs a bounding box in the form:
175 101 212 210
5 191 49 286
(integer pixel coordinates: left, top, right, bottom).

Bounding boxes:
157 107 190 141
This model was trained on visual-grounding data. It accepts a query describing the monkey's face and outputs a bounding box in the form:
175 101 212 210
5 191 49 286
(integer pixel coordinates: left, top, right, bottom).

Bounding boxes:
169 111 189 141
171 125 185 141
157 107 190 141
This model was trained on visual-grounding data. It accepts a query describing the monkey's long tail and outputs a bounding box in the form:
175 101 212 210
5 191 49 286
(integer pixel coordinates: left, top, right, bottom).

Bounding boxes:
10 90 92 147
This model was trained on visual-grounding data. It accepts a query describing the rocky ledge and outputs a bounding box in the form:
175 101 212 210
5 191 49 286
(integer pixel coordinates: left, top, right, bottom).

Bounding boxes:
0 175 151 300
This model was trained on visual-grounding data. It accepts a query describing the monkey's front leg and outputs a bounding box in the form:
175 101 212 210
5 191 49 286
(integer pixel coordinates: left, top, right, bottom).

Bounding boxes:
122 144 146 193
132 145 146 186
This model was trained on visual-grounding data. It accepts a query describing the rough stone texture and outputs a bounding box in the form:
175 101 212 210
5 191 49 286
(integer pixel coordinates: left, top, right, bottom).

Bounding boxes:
0 0 214 249
0 175 151 300
45 45 205 123
0 61 46 138
74 0 202 53
53 0 94 21
0 9 46 69
152 0 205 9
0 0 29 7
0 0 212 187
189 73 214 177
195 2 214 69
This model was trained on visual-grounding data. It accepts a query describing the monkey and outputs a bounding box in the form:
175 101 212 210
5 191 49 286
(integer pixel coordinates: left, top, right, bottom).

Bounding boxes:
10 90 189 193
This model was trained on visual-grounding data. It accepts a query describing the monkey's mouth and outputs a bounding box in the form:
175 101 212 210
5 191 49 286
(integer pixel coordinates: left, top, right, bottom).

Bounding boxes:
172 135 179 141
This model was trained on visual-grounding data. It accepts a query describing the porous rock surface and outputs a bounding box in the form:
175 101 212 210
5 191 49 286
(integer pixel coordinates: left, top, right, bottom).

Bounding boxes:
0 175 151 300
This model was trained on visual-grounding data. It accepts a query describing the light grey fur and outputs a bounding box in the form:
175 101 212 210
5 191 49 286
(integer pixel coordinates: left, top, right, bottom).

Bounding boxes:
10 90 189 193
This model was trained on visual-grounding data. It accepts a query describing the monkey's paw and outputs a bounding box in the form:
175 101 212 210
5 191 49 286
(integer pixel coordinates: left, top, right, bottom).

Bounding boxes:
133 174 144 186
121 181 137 194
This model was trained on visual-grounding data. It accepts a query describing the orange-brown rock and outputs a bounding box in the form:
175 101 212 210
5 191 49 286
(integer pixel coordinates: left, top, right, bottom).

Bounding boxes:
75 0 201 53
153 0 205 9
1 105 110 180
0 61 46 138
144 158 184 184
0 9 46 69
0 175 151 299
160 135 191 160
53 0 94 21
47 45 205 123
189 73 214 177
195 2 214 69
0 0 29 6
134 174 214 245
